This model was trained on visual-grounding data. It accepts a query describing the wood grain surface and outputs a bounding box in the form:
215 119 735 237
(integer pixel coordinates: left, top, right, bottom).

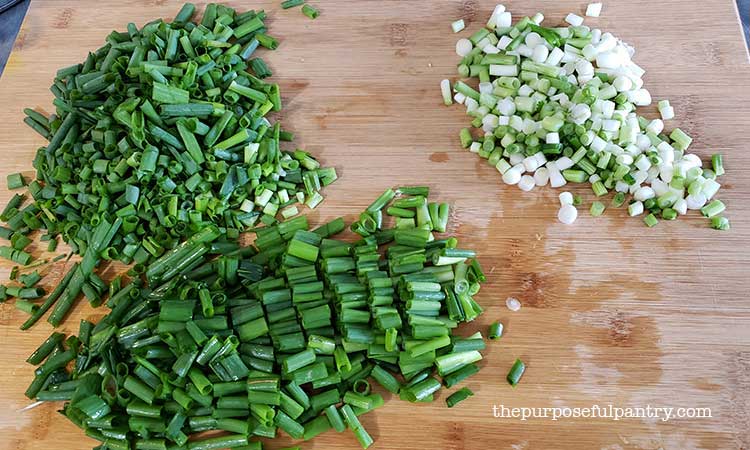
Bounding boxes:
1 1 749 449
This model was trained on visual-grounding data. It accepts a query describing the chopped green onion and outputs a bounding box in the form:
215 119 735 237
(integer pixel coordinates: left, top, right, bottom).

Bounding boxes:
301 4 320 19
711 154 725 177
442 6 727 226
507 358 526 386
18 186 494 450
445 387 474 407
612 192 627 208
6 173 26 190
281 0 305 9
710 216 730 231
7 2 336 332
701 200 726 218
661 208 677 221
643 213 659 227
590 201 605 217
451 19 466 33
488 322 503 340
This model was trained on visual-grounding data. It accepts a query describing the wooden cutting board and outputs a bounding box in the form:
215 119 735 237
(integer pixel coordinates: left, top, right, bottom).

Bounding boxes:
1 1 749 449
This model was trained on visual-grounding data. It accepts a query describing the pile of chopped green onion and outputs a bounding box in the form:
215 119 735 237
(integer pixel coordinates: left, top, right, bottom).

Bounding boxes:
442 3 729 229
1 3 336 324
24 187 490 450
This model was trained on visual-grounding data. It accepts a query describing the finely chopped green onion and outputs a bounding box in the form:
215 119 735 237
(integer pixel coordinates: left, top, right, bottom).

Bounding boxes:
451 19 466 33
701 200 726 218
444 5 728 229
711 154 725 177
644 213 658 227
22 187 501 450
590 201 605 217
710 216 730 231
612 192 627 208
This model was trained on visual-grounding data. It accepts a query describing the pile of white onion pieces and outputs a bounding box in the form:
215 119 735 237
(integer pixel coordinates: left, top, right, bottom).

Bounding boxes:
443 3 722 225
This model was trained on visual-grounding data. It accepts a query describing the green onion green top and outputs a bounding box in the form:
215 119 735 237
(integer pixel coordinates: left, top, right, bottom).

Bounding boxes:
21 184 499 450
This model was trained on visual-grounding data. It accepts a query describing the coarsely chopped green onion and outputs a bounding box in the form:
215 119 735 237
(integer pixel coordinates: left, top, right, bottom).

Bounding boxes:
442 363 479 388
445 387 474 407
488 321 503 339
301 4 320 19
21 186 494 450
26 331 65 365
0 246 32 265
281 0 305 9
7 173 26 190
507 358 526 386
19 270 42 288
